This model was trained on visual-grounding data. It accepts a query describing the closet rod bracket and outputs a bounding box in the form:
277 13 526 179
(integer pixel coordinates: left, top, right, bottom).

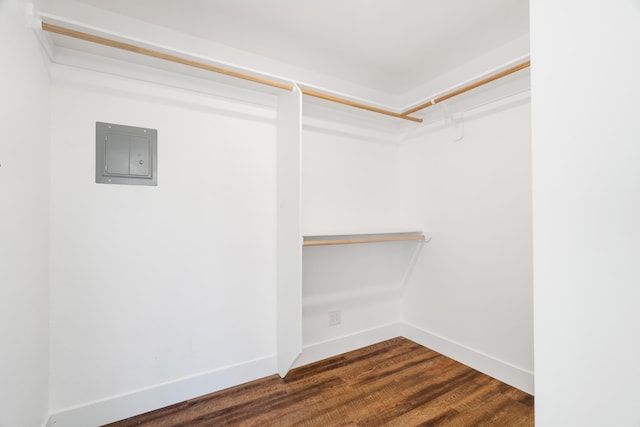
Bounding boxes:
440 102 465 142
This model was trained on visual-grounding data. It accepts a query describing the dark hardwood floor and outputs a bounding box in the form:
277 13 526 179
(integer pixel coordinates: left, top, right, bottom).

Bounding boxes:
106 337 533 426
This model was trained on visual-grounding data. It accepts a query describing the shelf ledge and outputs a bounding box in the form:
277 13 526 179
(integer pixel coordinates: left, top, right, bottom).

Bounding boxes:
303 232 429 247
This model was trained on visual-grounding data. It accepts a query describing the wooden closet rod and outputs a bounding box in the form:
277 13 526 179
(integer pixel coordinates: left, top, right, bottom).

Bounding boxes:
41 21 423 123
301 88 423 123
41 21 294 91
303 235 425 247
401 60 531 116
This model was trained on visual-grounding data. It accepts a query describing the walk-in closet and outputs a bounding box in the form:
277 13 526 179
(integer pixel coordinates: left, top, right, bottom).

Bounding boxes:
3 1 640 426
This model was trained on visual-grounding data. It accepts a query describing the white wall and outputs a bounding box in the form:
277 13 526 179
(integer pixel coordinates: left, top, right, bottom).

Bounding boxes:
296 96 534 392
48 64 278 422
301 242 417 348
400 93 534 393
301 121 404 235
0 1 51 426
298 115 415 363
531 1 640 425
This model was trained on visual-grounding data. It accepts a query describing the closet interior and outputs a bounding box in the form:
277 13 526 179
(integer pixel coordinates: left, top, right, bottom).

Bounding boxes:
33 7 532 426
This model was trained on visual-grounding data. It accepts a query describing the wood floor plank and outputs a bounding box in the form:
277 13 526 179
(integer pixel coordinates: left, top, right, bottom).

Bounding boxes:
105 337 533 426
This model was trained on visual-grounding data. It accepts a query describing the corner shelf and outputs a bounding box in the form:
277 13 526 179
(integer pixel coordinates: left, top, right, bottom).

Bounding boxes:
303 231 430 247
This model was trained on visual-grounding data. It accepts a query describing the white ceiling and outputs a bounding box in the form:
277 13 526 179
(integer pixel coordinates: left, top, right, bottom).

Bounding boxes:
66 0 530 96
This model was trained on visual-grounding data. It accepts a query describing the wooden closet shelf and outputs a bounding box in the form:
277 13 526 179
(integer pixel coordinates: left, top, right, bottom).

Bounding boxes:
303 232 428 247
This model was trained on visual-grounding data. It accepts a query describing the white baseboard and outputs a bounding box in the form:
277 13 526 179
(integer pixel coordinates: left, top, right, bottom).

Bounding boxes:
46 324 402 427
292 322 403 369
401 322 534 395
47 355 277 427
46 323 533 426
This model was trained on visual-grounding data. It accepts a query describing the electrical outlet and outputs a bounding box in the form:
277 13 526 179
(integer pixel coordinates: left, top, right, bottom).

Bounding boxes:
328 310 341 326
